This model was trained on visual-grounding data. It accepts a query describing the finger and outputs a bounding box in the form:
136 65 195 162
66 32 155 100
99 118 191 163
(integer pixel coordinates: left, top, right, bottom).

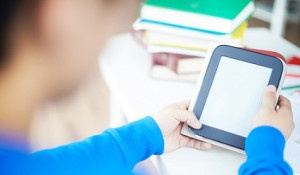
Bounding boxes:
185 138 212 150
277 95 292 110
261 85 277 109
175 100 190 110
277 95 293 119
175 110 201 129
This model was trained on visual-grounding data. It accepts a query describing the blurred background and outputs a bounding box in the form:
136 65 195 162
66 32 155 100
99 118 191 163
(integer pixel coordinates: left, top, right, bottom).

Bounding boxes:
29 0 300 151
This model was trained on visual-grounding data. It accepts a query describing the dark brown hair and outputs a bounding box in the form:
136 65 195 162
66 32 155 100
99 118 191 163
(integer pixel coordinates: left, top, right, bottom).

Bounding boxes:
0 1 19 64
0 0 38 66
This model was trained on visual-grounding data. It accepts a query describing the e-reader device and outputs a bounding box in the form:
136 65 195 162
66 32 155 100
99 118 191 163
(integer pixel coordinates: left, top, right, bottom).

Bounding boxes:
181 45 286 153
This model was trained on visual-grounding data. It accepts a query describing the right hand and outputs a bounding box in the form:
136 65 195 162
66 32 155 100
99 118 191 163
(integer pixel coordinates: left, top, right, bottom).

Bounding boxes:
252 85 294 140
152 101 212 153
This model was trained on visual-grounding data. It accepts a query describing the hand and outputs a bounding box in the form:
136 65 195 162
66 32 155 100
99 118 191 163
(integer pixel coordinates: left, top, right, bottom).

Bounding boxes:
253 85 294 140
152 101 211 153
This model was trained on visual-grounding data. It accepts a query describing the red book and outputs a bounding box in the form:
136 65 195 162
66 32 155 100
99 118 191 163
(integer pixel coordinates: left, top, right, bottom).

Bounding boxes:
287 56 300 65
152 53 205 74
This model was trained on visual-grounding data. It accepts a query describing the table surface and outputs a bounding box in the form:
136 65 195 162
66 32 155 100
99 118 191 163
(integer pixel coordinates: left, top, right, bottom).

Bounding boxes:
99 28 300 175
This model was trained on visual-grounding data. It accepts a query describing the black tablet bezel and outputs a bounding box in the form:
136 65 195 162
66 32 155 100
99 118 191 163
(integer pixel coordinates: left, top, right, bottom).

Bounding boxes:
189 45 284 150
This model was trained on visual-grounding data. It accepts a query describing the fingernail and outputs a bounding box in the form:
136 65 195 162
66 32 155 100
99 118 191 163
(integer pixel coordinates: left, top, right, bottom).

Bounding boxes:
196 122 202 128
266 85 276 92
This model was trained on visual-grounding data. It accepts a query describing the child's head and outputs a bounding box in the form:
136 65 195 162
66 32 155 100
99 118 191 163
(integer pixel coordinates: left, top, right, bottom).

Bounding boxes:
0 0 119 98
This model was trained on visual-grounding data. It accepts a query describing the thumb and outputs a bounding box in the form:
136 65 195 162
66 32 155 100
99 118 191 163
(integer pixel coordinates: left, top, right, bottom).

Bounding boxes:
175 110 201 129
262 85 277 109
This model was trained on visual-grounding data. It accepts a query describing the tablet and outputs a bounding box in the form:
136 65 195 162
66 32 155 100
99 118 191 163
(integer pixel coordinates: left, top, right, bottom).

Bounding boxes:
181 45 286 153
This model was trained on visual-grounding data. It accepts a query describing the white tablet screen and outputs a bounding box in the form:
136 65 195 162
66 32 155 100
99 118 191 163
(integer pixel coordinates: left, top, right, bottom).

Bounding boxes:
200 56 272 137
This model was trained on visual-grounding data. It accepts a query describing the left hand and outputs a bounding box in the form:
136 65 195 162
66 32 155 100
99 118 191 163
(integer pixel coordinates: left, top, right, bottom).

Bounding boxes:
152 101 212 153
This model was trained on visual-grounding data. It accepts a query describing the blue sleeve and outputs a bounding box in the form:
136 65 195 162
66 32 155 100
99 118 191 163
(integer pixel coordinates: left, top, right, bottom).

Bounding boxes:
239 126 293 175
31 116 164 175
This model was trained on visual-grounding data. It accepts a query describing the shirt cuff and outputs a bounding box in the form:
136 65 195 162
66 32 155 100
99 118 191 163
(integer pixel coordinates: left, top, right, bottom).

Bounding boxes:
245 126 286 159
112 116 164 163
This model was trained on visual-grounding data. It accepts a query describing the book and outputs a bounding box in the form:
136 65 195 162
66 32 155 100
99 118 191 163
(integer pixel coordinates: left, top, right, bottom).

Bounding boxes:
151 65 199 82
142 22 247 51
133 19 247 41
287 56 300 65
140 0 254 34
132 29 208 57
133 19 233 41
147 45 208 57
286 65 300 78
286 56 300 78
152 53 205 74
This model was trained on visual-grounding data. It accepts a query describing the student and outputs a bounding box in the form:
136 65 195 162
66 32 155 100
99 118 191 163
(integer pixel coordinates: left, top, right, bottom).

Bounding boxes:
0 0 294 175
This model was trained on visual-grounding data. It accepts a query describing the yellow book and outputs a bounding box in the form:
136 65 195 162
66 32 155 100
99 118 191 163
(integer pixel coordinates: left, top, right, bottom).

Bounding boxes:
143 22 248 51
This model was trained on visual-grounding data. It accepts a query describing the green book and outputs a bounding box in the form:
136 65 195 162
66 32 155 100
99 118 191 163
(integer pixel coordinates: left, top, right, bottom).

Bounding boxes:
141 0 254 34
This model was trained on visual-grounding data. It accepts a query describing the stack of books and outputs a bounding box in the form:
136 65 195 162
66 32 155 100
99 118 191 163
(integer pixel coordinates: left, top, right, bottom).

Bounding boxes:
132 0 255 82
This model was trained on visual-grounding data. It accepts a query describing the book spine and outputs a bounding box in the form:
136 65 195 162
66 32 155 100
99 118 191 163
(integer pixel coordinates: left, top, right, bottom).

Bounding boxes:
131 29 148 49
152 52 199 73
152 53 178 72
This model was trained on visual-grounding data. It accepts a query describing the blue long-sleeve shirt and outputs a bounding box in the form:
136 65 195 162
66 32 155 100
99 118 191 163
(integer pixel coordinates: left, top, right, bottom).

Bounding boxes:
239 126 293 175
1 116 163 175
0 116 293 175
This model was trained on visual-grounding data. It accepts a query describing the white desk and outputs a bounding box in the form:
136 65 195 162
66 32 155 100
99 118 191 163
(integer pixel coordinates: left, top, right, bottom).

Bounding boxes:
99 28 300 174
